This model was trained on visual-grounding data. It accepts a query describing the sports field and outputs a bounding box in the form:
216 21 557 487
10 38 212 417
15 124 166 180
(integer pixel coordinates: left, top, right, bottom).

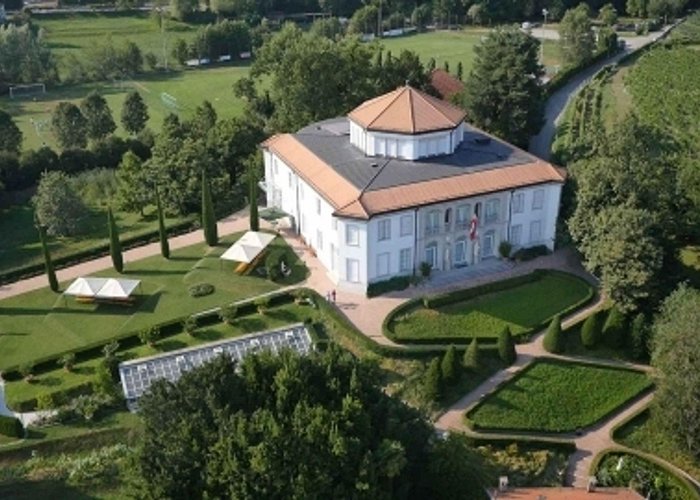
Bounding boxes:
1 66 252 150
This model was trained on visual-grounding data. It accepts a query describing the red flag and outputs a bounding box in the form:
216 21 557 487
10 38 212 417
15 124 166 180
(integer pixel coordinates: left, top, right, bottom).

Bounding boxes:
469 215 478 241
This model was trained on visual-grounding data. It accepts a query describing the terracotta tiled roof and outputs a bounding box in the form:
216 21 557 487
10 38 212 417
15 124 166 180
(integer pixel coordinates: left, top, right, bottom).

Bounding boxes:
348 85 466 134
430 69 465 100
492 487 644 500
262 133 564 220
338 161 564 218
262 134 363 213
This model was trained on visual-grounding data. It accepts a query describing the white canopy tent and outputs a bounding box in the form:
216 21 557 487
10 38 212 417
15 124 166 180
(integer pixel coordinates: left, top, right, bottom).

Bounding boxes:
64 277 109 297
64 277 142 304
95 278 141 299
220 231 276 264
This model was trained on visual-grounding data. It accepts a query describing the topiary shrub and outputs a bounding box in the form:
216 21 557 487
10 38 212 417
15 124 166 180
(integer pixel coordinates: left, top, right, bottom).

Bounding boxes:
498 326 517 365
498 240 513 259
543 315 563 354
629 313 649 361
463 338 480 372
580 311 601 349
0 414 23 439
188 283 215 297
420 261 432 278
19 363 34 382
219 305 238 325
255 296 270 314
265 250 289 282
602 306 627 348
139 326 160 347
424 358 442 403
183 316 198 336
440 345 459 385
57 352 76 372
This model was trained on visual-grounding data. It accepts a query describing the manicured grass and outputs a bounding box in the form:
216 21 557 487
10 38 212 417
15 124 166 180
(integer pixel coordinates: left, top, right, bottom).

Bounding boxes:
34 11 200 65
0 232 307 372
614 410 700 483
380 30 562 76
0 203 194 277
3 302 313 410
390 272 592 341
467 359 652 433
1 65 252 151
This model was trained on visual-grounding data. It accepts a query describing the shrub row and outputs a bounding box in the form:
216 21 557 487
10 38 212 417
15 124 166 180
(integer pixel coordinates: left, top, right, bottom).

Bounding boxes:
366 275 412 298
382 270 595 345
511 244 549 262
6 382 95 414
0 217 197 286
0 414 23 439
545 48 616 96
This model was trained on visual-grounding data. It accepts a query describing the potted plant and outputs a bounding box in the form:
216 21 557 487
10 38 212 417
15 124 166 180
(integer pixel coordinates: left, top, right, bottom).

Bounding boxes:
498 240 513 260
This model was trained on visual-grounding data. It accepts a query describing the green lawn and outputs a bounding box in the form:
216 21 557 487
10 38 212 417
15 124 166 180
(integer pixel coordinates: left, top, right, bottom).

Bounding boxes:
0 65 252 151
390 272 592 341
4 301 312 410
0 232 307 372
380 30 562 77
614 410 700 483
0 204 194 277
467 359 652 433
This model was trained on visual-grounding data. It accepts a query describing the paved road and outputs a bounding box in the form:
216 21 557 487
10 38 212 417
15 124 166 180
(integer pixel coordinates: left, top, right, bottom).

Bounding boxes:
528 27 672 160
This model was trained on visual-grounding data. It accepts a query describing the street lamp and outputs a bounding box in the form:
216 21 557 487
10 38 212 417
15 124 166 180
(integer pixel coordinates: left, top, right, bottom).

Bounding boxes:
542 8 549 28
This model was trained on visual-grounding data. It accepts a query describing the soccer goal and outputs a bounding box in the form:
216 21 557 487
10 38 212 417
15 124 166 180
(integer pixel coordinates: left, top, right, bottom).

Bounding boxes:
9 83 46 99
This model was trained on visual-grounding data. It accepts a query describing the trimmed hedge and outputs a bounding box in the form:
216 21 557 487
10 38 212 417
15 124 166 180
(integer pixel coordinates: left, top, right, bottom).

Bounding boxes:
511 244 549 262
0 217 198 286
366 275 412 298
383 270 596 345
0 415 23 439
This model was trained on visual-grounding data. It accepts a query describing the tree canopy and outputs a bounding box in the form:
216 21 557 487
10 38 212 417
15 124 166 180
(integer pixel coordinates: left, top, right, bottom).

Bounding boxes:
51 102 88 150
0 110 22 154
32 171 87 237
651 284 700 459
134 347 435 499
460 27 544 148
559 4 595 67
80 91 117 142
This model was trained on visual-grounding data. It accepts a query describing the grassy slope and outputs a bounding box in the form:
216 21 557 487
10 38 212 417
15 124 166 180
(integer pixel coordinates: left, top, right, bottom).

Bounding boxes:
0 232 306 371
4 302 312 409
392 273 591 340
0 204 194 276
468 359 651 432
614 410 700 482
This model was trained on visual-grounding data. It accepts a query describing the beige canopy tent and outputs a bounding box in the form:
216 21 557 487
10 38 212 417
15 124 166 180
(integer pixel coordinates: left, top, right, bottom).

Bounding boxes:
220 231 276 274
64 277 142 305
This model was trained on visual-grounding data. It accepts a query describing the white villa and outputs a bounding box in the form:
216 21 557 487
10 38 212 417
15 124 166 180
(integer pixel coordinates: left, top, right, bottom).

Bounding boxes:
261 86 565 293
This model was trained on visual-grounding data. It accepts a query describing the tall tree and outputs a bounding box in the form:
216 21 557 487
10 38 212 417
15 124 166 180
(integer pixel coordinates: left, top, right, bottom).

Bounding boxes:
463 338 480 371
116 151 151 216
134 348 434 498
460 27 544 148
568 116 682 311
559 4 595 67
156 188 170 259
598 3 618 26
201 169 218 246
190 100 217 137
80 91 116 142
440 345 459 384
247 157 260 232
0 110 22 154
121 91 149 135
33 171 87 236
37 224 59 292
651 284 700 459
51 102 88 150
108 207 124 273
424 357 443 403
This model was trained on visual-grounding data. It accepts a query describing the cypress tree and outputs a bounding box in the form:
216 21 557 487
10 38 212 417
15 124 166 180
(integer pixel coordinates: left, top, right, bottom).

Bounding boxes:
630 313 649 360
543 315 563 353
441 345 458 384
249 169 259 232
581 311 600 349
37 224 59 292
424 358 442 403
603 306 627 348
156 189 170 259
201 169 218 246
107 207 124 273
457 61 464 80
463 338 480 372
498 326 517 365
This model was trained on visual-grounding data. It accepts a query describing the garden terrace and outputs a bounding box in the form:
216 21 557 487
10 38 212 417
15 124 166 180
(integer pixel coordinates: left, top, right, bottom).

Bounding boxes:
384 270 594 344
466 359 652 433
0 231 307 374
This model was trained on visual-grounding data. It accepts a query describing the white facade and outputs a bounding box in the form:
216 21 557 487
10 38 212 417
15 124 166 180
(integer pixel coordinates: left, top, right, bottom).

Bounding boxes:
349 120 465 160
264 144 562 292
